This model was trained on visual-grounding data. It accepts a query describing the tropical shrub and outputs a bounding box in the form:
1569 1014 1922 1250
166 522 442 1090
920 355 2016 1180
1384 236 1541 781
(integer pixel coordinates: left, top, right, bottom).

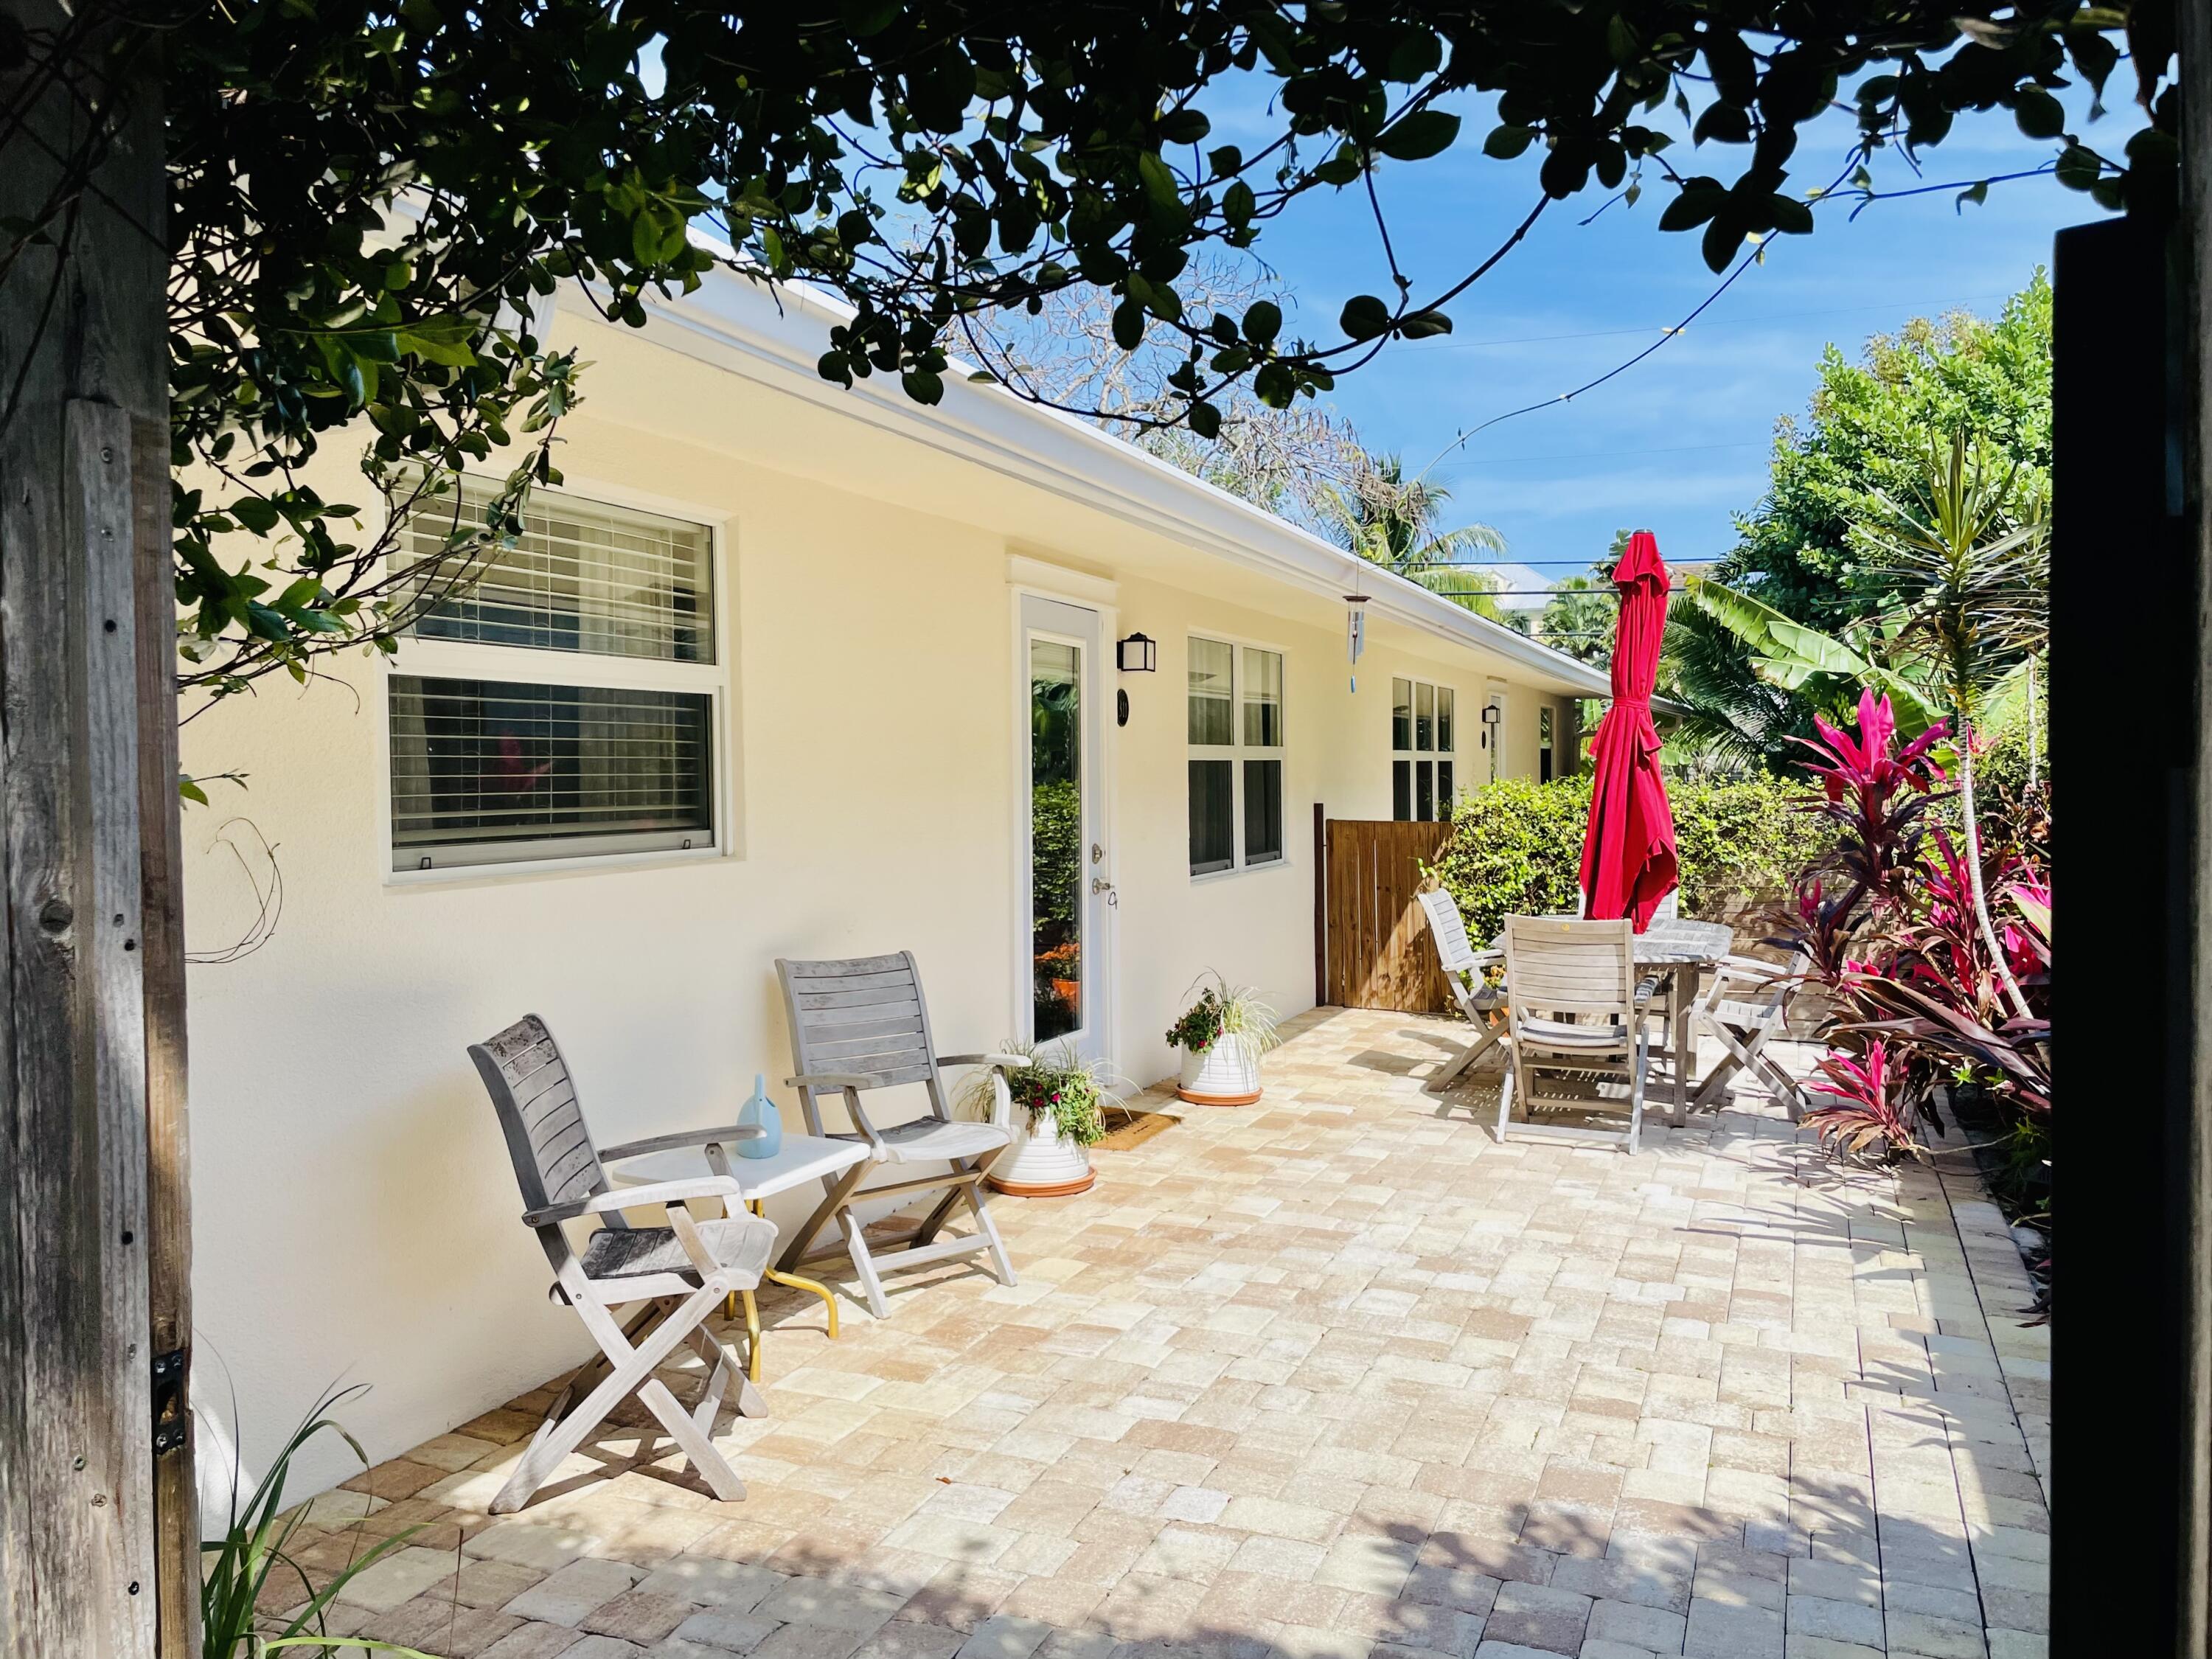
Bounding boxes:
1426 772 1808 946
1762 690 2051 1234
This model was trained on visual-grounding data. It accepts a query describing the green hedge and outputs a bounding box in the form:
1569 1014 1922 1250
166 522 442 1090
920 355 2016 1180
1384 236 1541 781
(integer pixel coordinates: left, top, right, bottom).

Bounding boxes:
1425 773 1813 946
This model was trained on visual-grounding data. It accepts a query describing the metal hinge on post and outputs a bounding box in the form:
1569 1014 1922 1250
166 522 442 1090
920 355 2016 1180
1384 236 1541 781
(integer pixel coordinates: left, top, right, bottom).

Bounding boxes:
151 1346 188 1455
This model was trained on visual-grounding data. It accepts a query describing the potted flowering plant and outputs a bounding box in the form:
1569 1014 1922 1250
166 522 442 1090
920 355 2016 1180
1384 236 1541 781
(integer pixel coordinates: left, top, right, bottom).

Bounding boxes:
959 1042 1112 1196
1166 973 1280 1105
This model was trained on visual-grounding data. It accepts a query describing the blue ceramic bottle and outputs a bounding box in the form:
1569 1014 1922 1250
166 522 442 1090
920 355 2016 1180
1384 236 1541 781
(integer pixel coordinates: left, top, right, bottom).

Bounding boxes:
736 1073 782 1160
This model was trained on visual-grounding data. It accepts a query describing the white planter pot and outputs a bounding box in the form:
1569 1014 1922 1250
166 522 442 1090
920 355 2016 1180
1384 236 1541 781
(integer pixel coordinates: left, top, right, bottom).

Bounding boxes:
986 1110 1096 1197
1177 1032 1263 1106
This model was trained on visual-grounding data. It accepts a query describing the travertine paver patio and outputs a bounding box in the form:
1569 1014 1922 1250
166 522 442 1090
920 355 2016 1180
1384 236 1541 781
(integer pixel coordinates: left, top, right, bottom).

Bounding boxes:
294 1006 2049 1659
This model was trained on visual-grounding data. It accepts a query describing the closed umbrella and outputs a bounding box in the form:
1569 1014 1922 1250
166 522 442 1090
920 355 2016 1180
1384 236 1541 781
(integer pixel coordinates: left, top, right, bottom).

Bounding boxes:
1579 529 1678 931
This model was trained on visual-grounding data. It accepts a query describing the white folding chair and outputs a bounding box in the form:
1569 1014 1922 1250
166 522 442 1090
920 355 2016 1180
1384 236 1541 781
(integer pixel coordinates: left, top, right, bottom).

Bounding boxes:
775 952 1024 1318
1496 916 1655 1155
469 1015 774 1514
1416 888 1507 1093
1690 956 1810 1119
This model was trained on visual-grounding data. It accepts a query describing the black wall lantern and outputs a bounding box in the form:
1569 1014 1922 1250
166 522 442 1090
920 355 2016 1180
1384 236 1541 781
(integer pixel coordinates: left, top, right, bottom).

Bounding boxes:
1116 633 1155 726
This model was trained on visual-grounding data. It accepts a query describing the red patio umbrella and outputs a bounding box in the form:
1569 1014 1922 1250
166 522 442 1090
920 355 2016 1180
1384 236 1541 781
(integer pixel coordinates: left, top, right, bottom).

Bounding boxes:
1579 529 1678 931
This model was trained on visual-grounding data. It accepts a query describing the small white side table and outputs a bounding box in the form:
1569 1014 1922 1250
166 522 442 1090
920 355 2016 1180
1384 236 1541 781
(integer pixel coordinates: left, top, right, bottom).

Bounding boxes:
606 1134 869 1378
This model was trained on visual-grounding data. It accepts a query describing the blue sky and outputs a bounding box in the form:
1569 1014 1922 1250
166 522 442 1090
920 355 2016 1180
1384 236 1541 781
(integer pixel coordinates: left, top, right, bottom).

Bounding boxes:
1215 83 2140 605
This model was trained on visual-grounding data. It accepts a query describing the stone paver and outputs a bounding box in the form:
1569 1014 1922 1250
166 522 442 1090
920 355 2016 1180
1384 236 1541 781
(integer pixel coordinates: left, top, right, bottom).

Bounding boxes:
278 1010 2047 1658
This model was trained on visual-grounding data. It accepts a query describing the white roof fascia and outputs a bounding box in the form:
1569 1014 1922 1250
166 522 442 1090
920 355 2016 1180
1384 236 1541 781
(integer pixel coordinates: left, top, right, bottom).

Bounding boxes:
579 252 1613 698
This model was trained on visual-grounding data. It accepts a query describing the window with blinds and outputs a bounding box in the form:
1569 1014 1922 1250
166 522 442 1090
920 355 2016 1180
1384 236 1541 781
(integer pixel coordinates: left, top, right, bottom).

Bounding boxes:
403 480 714 663
389 679 714 869
387 481 723 872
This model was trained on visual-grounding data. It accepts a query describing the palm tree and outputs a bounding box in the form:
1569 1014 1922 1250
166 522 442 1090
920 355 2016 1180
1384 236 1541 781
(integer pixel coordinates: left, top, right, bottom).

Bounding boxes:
1321 454 1510 619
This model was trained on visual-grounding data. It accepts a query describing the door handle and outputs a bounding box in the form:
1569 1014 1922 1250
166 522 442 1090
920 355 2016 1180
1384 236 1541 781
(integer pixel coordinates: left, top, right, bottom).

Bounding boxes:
1091 877 1118 907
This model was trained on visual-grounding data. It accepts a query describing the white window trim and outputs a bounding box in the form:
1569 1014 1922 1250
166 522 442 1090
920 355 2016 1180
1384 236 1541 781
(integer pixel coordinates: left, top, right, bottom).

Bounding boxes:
1187 631 1289 881
1391 674 1460 823
375 472 737 888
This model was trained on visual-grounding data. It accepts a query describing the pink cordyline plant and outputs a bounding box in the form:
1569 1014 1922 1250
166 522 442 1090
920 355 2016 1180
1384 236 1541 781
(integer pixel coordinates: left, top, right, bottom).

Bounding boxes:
1801 1040 1924 1162
1792 689 1950 918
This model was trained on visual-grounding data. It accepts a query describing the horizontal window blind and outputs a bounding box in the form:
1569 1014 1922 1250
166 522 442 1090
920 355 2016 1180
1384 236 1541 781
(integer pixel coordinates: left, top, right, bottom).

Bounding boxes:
403 481 714 663
390 676 714 869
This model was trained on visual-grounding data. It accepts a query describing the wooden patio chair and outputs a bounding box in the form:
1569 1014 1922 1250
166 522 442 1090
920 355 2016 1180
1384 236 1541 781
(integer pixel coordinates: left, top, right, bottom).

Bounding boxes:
775 953 1023 1318
1496 916 1656 1155
1415 887 1507 1094
469 1015 776 1514
1688 956 1810 1119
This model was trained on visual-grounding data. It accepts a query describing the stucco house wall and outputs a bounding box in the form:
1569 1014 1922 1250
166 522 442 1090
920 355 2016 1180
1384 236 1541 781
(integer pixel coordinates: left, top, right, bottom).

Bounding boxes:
180 272 1607 1500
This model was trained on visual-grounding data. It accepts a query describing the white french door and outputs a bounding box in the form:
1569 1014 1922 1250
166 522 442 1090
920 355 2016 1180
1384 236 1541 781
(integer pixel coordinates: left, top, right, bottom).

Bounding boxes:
1018 594 1112 1068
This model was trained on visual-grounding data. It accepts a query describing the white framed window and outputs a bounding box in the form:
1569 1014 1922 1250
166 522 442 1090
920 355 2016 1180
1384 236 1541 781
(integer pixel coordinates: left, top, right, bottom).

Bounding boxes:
386 479 724 873
1189 636 1285 875
1392 676 1455 822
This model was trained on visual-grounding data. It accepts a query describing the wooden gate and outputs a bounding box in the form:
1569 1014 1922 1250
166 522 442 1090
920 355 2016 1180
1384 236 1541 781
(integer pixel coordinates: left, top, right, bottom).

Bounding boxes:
1319 817 1455 1012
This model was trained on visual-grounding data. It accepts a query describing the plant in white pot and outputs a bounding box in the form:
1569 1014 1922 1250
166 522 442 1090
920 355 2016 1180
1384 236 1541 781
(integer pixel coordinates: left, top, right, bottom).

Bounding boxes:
1166 974 1280 1106
961 1043 1113 1197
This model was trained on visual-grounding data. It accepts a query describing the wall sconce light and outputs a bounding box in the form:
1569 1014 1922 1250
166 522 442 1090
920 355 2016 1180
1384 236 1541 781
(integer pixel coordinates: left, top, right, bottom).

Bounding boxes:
1116 633 1157 673
1479 700 1502 750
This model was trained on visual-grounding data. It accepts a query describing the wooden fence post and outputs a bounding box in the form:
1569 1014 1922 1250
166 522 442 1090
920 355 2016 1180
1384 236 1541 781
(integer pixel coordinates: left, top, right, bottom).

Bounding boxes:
1312 804 1326 1009
0 2 170 1655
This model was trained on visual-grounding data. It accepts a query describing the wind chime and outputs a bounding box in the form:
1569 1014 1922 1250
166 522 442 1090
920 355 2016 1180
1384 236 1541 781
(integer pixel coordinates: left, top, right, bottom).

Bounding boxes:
1344 590 1369 692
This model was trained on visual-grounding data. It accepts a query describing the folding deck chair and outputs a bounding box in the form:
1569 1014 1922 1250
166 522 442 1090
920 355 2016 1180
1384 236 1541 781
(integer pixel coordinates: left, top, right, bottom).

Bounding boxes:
776 952 1024 1318
1688 955 1811 1119
470 1015 775 1514
1495 916 1657 1155
1416 888 1508 1094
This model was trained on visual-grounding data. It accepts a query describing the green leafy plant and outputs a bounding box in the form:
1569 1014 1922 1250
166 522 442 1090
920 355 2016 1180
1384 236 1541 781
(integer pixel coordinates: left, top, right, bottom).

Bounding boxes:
1165 973 1280 1055
201 1385 436 1657
959 1043 1114 1150
1425 773 1806 947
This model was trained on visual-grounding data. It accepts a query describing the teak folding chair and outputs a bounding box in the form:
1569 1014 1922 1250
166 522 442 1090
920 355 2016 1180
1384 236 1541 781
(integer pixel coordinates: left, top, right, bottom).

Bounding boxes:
1689 955 1811 1119
1496 916 1656 1155
776 953 1023 1318
470 1015 776 1514
1416 888 1508 1094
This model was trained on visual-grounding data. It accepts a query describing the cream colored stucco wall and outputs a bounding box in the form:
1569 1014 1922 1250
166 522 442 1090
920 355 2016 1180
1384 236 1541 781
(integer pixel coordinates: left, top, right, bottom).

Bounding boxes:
181 298 1598 1499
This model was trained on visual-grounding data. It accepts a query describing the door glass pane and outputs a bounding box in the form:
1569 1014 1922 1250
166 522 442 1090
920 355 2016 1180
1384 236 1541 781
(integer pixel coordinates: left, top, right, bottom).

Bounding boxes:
1415 759 1434 821
1243 759 1282 864
1436 688 1455 754
1189 759 1234 874
1188 637 1234 745
1391 679 1413 751
1437 761 1454 819
1392 759 1411 822
1242 648 1283 748
1415 681 1435 751
1030 639 1082 1040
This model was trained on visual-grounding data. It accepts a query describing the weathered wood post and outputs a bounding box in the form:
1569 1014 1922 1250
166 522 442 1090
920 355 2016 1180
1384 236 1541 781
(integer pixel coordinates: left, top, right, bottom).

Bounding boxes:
0 0 177 1654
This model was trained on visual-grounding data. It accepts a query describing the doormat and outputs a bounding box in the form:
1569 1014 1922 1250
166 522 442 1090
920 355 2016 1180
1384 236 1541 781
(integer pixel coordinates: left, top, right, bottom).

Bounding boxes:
1096 1110 1178 1153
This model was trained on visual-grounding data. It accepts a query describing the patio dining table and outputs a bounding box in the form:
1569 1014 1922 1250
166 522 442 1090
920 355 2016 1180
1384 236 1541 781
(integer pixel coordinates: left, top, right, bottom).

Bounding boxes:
1486 914 1735 1124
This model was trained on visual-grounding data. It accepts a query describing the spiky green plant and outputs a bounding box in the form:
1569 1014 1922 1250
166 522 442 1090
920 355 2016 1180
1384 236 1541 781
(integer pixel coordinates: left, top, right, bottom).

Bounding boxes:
201 1385 437 1658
